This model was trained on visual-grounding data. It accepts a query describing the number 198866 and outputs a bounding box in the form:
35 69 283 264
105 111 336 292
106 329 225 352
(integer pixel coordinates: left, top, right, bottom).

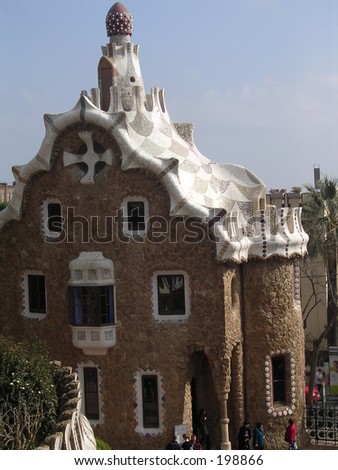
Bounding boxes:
217 454 263 466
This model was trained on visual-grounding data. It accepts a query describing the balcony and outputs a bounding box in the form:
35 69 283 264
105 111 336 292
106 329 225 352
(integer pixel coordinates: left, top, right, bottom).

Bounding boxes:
70 324 116 355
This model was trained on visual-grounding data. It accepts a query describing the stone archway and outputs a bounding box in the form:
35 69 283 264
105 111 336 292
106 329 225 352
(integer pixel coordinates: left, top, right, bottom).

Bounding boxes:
187 351 220 449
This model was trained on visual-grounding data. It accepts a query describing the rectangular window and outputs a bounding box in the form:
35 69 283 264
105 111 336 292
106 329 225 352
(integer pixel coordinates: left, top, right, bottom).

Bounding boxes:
28 274 46 314
157 275 185 315
68 285 115 326
47 203 62 232
83 367 99 420
272 356 286 404
142 375 159 428
127 201 145 232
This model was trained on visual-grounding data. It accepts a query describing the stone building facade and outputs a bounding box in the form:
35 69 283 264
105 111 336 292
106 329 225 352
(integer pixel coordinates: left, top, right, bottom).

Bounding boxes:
0 182 14 203
0 3 309 450
267 189 328 354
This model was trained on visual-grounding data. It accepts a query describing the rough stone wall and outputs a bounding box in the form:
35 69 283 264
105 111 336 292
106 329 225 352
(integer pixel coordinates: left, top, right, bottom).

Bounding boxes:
0 125 238 449
0 124 307 450
219 267 245 446
241 259 307 449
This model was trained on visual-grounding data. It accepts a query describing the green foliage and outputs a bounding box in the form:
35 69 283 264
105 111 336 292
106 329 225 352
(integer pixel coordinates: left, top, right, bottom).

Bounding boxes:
303 175 338 349
96 437 112 450
0 336 58 449
291 186 302 193
303 176 338 259
0 201 8 211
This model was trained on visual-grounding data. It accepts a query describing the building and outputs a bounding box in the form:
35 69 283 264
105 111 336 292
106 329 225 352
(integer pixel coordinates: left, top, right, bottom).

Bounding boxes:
267 189 328 358
0 3 309 450
0 182 14 204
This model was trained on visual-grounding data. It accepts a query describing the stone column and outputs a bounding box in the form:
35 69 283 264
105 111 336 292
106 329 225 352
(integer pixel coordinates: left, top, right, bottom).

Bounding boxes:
219 391 231 450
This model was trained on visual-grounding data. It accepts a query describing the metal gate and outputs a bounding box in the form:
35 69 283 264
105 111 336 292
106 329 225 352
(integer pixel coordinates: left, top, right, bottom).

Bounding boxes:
305 404 338 444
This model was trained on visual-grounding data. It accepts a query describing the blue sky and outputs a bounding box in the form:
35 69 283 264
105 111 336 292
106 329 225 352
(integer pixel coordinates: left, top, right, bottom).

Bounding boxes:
1 0 338 191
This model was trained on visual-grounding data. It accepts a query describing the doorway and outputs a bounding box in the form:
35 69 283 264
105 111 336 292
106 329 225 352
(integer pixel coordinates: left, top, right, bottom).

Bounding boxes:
189 351 220 449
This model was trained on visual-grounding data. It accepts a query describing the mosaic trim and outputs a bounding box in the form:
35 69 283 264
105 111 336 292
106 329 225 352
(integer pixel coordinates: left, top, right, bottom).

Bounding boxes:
265 350 296 417
21 270 47 321
0 27 308 263
77 362 104 426
133 368 165 437
293 260 301 307
158 159 178 179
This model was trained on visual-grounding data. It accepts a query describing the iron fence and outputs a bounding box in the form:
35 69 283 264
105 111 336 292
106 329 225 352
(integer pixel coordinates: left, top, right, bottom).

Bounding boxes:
305 403 338 444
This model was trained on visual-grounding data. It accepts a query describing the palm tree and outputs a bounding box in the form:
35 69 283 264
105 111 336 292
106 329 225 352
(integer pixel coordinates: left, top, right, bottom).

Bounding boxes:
303 176 338 348
302 176 338 406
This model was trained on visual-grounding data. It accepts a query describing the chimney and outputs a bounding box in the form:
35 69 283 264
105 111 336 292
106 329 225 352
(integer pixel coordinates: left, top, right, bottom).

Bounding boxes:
313 164 320 189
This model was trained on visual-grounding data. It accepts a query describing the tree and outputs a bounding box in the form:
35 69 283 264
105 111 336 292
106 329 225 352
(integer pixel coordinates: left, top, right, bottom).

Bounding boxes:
0 202 8 211
302 176 338 405
0 336 58 449
291 186 302 194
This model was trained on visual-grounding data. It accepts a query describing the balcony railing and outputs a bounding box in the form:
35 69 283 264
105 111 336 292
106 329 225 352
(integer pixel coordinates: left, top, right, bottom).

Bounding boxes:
70 324 116 355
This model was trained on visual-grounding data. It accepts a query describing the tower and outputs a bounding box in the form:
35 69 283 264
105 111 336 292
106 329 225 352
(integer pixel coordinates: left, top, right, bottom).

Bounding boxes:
98 2 144 111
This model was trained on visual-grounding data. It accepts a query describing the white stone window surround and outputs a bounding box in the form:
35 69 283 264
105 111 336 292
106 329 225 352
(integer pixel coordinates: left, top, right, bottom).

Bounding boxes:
77 362 104 426
69 252 116 288
265 349 296 417
21 270 47 320
151 270 191 322
68 252 117 355
121 196 149 237
133 368 164 436
41 198 63 239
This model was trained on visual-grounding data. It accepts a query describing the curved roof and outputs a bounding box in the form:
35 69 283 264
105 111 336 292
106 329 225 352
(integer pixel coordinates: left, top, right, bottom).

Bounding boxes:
0 5 308 262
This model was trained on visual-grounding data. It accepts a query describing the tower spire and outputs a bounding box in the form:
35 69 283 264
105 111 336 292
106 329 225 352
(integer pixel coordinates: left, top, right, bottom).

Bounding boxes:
98 3 144 111
106 2 132 44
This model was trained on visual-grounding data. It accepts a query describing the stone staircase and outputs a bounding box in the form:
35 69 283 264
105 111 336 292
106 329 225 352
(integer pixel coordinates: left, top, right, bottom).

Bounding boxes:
37 362 97 450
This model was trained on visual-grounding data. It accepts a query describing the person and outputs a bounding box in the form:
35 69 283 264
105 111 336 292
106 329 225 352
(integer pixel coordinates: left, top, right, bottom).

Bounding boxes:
315 367 324 394
181 433 193 450
253 422 265 450
198 409 211 449
191 434 203 450
165 435 181 450
237 420 252 450
284 418 297 450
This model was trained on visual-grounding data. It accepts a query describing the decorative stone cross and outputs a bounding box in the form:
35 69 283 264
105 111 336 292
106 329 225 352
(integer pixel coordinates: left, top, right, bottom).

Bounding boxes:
63 131 113 184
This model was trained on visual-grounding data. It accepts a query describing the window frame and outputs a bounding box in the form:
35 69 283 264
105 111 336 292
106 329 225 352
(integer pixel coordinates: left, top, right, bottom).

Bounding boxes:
68 285 115 327
265 351 294 416
121 196 148 237
78 363 103 425
271 355 287 405
134 369 164 435
157 274 185 316
22 271 47 320
127 200 146 233
141 375 160 429
42 198 63 239
152 270 190 321
83 366 100 420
